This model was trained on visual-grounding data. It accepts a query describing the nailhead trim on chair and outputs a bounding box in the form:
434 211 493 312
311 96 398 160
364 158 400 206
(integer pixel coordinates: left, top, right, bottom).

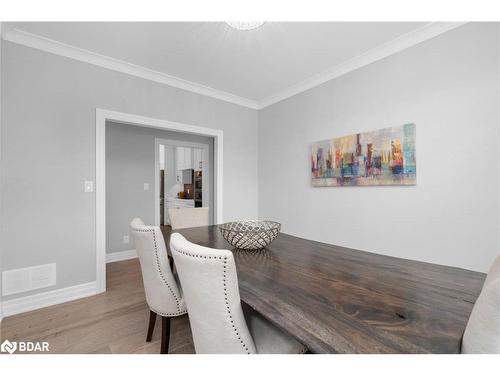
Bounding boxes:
131 227 187 317
172 246 251 354
222 256 250 354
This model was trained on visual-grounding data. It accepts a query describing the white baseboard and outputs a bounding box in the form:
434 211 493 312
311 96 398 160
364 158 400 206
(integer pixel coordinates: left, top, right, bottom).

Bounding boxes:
1 281 97 317
1 251 138 318
106 249 138 263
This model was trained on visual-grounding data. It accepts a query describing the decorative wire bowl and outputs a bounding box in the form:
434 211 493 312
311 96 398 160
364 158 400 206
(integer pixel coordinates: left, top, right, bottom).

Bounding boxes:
219 220 281 250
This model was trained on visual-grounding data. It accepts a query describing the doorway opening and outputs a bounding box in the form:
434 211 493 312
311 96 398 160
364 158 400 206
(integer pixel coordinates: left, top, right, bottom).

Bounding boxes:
155 138 213 227
96 109 223 294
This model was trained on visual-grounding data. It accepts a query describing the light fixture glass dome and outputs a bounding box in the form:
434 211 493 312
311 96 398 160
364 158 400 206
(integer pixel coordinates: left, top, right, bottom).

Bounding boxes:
225 21 265 31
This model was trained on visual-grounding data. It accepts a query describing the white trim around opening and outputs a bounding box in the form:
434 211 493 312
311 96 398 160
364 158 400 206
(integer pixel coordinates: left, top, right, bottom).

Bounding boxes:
95 109 224 294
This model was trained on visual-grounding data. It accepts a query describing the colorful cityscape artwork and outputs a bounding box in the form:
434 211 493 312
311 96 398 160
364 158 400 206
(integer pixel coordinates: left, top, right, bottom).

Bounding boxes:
311 123 416 186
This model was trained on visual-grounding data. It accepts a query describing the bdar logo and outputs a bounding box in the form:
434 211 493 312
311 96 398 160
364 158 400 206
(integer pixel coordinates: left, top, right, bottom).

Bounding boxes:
1 339 17 354
0 339 49 353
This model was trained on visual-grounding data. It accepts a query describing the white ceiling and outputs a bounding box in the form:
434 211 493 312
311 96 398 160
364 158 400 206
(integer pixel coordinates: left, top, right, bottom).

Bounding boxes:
4 22 432 99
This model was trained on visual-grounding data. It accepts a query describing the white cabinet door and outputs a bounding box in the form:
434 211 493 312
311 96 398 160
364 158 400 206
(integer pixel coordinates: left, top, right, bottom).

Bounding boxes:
184 148 192 169
176 147 184 170
176 147 193 170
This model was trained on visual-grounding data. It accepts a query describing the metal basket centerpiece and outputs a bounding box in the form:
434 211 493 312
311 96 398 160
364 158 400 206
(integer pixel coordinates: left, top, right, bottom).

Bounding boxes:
219 220 281 250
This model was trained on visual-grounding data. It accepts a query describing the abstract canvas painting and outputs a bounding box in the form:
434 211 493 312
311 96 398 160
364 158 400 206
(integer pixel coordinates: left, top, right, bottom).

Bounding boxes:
311 123 416 186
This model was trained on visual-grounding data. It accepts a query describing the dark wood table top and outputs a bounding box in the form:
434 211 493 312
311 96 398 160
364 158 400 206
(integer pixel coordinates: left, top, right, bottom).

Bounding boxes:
167 225 485 354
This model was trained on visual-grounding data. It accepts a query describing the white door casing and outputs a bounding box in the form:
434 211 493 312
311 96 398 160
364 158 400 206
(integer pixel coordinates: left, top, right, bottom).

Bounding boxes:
96 108 223 294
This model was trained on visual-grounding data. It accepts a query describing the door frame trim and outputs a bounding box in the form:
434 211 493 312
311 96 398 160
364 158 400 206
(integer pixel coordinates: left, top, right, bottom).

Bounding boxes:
96 108 223 294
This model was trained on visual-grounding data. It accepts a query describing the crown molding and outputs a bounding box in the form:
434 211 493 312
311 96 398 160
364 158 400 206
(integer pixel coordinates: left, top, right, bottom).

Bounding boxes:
3 23 467 111
3 28 260 110
258 22 468 109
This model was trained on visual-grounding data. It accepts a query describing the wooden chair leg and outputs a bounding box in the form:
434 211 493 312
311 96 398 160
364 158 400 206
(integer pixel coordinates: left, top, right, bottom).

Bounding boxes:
160 316 171 354
146 310 157 342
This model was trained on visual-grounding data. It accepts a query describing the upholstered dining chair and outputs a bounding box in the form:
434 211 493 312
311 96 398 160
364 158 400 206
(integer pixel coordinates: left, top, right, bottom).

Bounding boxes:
461 255 500 353
170 232 307 354
168 207 210 230
129 218 187 354
167 207 210 270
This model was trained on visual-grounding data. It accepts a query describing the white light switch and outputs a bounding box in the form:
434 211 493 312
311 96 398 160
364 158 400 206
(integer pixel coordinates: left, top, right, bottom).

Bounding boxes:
84 181 94 193
143 183 150 191
123 235 130 244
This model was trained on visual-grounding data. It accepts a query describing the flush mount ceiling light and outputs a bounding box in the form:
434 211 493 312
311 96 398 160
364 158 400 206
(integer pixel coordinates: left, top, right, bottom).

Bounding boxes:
225 21 265 31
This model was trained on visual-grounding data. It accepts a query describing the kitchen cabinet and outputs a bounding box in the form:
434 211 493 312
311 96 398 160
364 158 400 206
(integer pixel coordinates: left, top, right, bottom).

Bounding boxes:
165 198 195 224
176 147 192 170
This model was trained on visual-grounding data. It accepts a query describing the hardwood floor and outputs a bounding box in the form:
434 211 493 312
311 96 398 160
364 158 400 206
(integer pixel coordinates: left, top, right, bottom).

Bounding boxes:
0 259 195 354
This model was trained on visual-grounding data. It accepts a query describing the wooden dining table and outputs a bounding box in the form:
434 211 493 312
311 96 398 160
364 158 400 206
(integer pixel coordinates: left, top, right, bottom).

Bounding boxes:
164 225 485 354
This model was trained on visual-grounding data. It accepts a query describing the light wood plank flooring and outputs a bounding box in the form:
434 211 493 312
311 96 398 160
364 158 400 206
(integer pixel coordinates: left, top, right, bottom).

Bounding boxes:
0 259 195 354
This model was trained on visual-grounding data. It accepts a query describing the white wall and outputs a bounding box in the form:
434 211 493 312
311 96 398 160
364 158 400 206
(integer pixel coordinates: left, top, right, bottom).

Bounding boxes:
258 23 500 273
0 41 258 300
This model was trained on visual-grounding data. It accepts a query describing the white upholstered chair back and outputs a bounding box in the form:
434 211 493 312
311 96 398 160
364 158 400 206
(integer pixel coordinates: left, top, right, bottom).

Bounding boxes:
462 255 500 353
129 218 186 316
168 207 210 230
170 233 257 354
